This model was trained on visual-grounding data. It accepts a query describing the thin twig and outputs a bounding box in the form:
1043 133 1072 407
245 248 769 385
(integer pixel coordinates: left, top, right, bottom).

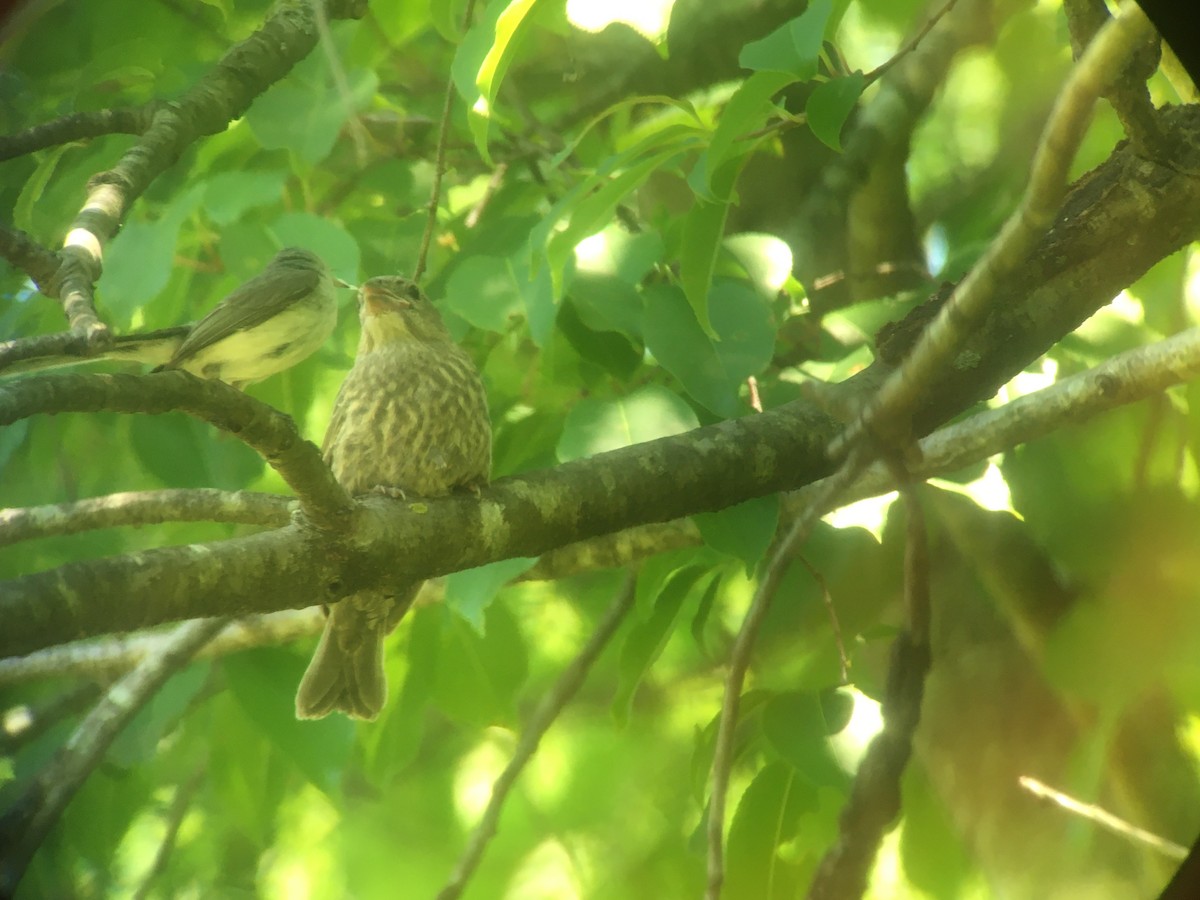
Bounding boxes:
705 448 872 900
312 0 372 165
413 0 478 283
865 0 961 85
0 618 227 895
798 557 849 683
1018 776 1189 861
437 571 637 900
0 611 323 688
131 765 208 900
805 483 932 900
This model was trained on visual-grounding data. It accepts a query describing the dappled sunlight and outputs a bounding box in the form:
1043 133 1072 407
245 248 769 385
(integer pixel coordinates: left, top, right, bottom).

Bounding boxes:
824 491 898 542
454 727 515 825
504 837 591 900
932 459 1017 516
260 786 342 900
566 0 675 41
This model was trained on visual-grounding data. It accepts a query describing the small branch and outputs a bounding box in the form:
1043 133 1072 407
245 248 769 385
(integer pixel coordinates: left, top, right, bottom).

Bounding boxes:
705 449 872 900
0 104 158 162
806 486 932 900
0 370 351 528
131 765 207 900
1018 776 1188 860
0 617 227 895
805 324 1200 512
0 684 105 755
0 224 61 291
0 489 291 547
414 0 478 282
436 571 637 900
864 0 960 85
0 611 322 688
829 4 1156 458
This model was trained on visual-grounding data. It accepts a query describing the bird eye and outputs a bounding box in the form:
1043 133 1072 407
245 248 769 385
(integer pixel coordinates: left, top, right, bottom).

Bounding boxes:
400 281 423 303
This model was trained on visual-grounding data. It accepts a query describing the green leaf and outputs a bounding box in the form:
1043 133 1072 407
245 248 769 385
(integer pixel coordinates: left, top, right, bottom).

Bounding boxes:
555 383 700 462
690 70 795 201
433 601 528 726
569 273 645 342
268 211 361 284
679 196 731 336
202 169 288 226
368 603 444 780
108 662 210 766
612 566 707 723
103 184 204 327
531 122 702 293
723 232 795 297
806 71 866 151
442 253 528 334
694 494 780 575
454 0 541 162
444 556 537 633
761 690 852 789
225 647 356 796
725 761 814 900
738 0 833 78
246 62 377 164
546 144 690 291
642 281 775 417
14 143 75 232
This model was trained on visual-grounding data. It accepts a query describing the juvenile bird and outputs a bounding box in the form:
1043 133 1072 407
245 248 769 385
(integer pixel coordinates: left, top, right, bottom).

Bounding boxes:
2 247 342 388
295 276 492 720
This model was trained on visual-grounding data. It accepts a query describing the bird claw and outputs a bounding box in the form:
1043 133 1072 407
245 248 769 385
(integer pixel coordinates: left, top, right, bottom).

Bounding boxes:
371 484 408 501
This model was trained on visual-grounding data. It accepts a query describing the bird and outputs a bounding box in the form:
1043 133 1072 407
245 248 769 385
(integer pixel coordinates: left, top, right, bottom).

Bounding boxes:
1 247 343 389
295 275 492 721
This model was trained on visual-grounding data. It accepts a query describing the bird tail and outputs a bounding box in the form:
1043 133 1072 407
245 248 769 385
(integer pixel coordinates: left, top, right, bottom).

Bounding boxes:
0 327 189 377
295 587 417 721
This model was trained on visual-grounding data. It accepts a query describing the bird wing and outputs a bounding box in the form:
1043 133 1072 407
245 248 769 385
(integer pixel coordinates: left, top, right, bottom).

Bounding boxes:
167 262 323 366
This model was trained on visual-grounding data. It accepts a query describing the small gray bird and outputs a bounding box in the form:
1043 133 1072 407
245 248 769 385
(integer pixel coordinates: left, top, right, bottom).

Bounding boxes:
2 247 342 389
295 275 492 720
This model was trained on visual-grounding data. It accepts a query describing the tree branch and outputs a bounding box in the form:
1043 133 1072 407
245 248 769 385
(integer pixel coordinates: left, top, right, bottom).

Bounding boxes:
0 611 322 688
0 370 351 528
0 103 159 162
0 617 227 895
830 3 1158 457
0 224 61 291
0 489 291 547
0 398 840 657
436 571 637 900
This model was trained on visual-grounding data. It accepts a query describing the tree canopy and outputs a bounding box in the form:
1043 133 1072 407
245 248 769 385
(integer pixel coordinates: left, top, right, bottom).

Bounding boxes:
1 0 1199 898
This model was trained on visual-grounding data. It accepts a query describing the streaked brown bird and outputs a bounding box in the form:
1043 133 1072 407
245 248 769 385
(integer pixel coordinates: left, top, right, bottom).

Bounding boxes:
2 247 342 389
295 275 492 720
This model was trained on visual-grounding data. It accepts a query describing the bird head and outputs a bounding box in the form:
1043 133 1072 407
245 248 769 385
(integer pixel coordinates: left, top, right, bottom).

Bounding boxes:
356 276 452 351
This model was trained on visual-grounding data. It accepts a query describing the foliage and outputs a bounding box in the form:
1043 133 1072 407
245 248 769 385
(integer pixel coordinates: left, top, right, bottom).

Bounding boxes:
1 0 1199 898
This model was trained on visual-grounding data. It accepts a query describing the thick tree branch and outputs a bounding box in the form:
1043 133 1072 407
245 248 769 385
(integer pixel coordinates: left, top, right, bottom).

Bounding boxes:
0 399 840 657
0 370 351 528
0 224 61 291
0 103 159 162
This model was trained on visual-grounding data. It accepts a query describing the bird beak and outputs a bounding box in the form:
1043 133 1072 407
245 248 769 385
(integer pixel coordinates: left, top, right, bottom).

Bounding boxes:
360 283 413 317
335 277 356 289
